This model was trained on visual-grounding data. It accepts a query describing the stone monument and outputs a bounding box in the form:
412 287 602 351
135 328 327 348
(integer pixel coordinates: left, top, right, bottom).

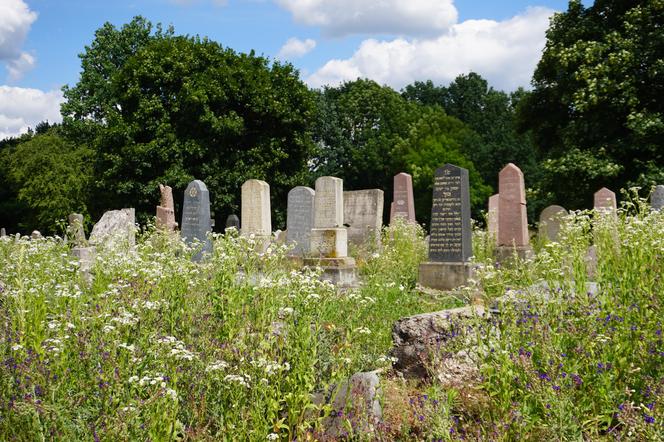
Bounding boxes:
68 212 95 284
241 179 271 251
225 214 240 232
181 180 213 261
651 185 664 211
487 194 499 244
594 187 617 215
305 176 356 285
90 208 136 250
286 186 315 256
0 228 5 237
496 163 532 261
389 172 416 224
343 189 383 246
68 213 86 246
418 164 473 290
156 184 178 232
538 205 568 242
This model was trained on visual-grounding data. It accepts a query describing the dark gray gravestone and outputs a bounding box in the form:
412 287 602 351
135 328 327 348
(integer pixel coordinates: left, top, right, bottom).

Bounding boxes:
286 186 315 256
225 214 240 232
652 185 664 211
181 180 213 261
428 164 472 262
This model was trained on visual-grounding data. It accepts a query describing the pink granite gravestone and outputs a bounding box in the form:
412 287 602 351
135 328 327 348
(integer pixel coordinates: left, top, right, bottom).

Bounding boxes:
594 187 617 213
156 184 178 231
390 172 416 224
498 163 529 247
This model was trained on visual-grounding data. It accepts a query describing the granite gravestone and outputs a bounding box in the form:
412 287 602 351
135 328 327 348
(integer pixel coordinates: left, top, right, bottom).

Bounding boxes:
539 205 568 242
225 214 240 232
286 186 315 256
418 164 474 290
241 180 271 237
651 185 664 211
181 180 213 261
343 189 384 246
498 163 529 248
487 194 499 244
390 172 415 224
90 208 136 250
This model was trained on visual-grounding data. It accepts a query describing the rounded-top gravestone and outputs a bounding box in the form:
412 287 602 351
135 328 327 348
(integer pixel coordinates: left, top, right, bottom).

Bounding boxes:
539 205 568 242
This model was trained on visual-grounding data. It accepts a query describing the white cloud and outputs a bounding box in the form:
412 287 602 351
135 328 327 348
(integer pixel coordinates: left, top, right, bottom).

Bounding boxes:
306 7 554 91
275 0 458 37
0 0 37 81
0 86 63 140
277 37 316 59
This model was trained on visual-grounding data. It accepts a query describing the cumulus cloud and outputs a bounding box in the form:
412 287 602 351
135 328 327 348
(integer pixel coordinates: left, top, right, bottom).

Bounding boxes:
306 7 554 91
277 37 316 59
275 0 457 37
0 0 37 81
0 86 64 140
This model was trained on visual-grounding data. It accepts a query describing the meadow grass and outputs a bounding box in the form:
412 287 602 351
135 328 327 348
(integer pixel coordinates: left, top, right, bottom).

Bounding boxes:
0 207 662 441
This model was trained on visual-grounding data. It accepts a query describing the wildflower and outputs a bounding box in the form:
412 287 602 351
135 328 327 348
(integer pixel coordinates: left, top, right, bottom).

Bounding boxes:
11 344 23 351
206 361 229 372
128 376 139 383
267 433 279 441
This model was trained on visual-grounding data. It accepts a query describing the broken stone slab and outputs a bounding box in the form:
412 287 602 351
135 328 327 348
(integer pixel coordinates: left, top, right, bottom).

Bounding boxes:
90 208 136 250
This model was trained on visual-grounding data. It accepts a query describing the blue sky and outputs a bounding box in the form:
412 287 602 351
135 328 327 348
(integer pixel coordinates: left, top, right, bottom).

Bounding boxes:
1 0 581 139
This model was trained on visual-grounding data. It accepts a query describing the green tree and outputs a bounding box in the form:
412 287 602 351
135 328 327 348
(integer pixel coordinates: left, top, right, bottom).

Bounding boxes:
518 0 664 209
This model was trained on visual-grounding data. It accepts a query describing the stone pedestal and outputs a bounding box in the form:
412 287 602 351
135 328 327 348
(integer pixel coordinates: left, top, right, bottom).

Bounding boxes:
418 262 474 291
495 245 533 263
303 257 357 287
310 228 348 258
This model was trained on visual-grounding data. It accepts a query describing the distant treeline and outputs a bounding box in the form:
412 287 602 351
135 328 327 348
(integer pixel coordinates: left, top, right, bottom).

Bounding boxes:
2 1 662 234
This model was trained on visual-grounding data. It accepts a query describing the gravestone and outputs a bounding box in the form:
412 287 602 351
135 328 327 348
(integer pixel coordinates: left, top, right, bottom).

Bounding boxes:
496 163 531 261
418 164 474 290
651 185 664 211
594 187 617 214
181 180 213 261
487 194 499 244
90 208 136 250
539 205 568 242
305 176 356 286
156 184 178 232
31 230 42 240
343 189 384 246
286 186 315 256
0 228 5 237
225 214 240 232
241 179 271 251
390 172 416 224
68 213 86 246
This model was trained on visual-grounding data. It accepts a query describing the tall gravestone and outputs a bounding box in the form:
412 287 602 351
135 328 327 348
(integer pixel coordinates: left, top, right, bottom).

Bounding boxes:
652 185 664 211
305 176 356 286
286 186 315 256
156 184 178 232
181 180 213 261
344 189 384 246
496 163 532 261
539 205 568 242
241 180 271 251
225 214 240 232
487 194 499 244
418 164 474 290
390 172 416 224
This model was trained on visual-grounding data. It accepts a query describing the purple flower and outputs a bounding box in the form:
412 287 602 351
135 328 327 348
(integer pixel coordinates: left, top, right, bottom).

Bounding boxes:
644 414 655 424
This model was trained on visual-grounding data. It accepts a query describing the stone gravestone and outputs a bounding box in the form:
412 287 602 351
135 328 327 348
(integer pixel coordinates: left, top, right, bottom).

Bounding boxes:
418 164 473 290
241 179 271 251
651 185 664 211
389 172 416 224
0 228 5 237
487 194 499 244
31 230 42 240
539 205 568 242
225 214 240 232
305 176 356 286
181 180 213 261
286 186 315 256
68 213 86 246
496 163 531 261
68 212 94 284
156 184 178 232
90 208 136 250
344 189 384 246
594 187 617 215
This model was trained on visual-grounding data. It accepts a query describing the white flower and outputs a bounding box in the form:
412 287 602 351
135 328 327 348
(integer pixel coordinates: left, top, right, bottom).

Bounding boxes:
267 433 279 441
355 327 371 335
128 376 139 383
165 388 178 402
118 343 135 352
206 361 229 372
11 344 23 351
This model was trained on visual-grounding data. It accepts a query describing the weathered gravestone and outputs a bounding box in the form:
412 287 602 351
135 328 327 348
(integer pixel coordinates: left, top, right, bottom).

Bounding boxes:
90 208 136 250
156 184 178 232
286 186 315 256
496 163 532 261
594 187 617 215
0 228 5 237
181 180 213 261
68 213 94 283
651 185 664 211
225 214 240 232
305 176 356 286
487 194 499 244
343 189 384 246
68 213 86 246
241 179 271 251
31 230 42 240
390 172 416 224
418 164 474 290
539 205 568 242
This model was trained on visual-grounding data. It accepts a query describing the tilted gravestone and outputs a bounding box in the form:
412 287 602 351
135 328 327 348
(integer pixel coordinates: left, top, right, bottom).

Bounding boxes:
390 172 416 224
181 180 213 261
286 186 315 256
539 205 568 242
651 185 664 211
156 184 178 232
225 214 240 232
418 164 474 290
496 163 532 261
487 194 499 244
90 208 136 250
344 189 384 246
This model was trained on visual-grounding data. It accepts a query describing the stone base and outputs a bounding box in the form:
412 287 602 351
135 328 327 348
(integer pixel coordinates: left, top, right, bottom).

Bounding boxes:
303 257 357 287
310 228 347 258
494 245 533 264
418 261 474 291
